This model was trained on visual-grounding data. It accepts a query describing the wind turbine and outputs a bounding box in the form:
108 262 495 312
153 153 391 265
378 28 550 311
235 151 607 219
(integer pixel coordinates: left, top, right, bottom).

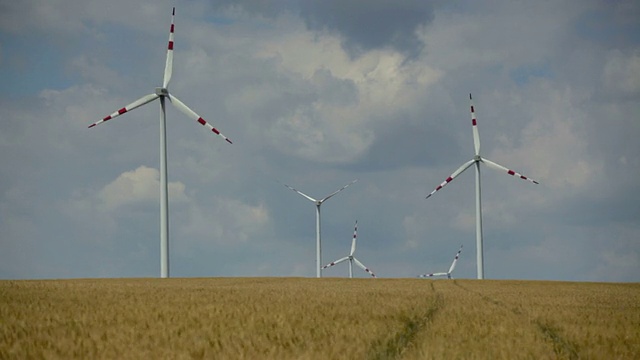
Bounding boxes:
88 8 232 278
322 221 376 278
418 245 463 279
425 94 538 279
284 179 358 278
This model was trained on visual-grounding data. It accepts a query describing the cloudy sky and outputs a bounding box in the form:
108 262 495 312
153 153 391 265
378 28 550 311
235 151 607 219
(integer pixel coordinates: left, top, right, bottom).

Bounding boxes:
1 0 638 281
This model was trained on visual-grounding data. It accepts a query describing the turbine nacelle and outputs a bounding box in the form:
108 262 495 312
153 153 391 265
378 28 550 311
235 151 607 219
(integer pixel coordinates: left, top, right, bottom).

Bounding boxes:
155 87 169 97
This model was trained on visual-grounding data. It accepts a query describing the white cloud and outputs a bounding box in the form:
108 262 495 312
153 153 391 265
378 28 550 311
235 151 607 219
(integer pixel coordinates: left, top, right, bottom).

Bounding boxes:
98 166 187 211
603 49 640 96
253 25 442 164
178 197 270 248
490 83 601 193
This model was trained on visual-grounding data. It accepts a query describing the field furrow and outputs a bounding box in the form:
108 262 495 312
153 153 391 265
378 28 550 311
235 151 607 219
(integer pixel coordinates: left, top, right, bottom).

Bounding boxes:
368 284 443 360
451 280 582 359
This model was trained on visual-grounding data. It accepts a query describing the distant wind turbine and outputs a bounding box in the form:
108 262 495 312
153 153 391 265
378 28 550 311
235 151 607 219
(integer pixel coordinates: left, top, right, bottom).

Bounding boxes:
88 8 232 278
425 94 538 279
284 180 358 278
418 245 463 279
322 221 376 278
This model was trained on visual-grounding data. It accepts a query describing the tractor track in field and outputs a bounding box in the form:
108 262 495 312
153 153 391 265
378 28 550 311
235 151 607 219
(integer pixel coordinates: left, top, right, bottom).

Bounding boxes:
453 281 580 359
367 283 443 360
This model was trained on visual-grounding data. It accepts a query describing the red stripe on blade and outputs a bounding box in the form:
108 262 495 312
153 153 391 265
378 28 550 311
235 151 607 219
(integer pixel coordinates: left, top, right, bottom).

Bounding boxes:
118 108 127 115
168 41 174 50
508 170 515 176
471 106 475 113
472 119 477 126
170 24 174 33
197 118 206 125
446 177 453 183
103 115 112 121
211 128 221 135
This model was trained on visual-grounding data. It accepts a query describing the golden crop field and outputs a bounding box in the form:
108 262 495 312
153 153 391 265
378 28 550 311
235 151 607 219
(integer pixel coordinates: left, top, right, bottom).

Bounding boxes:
1 278 638 359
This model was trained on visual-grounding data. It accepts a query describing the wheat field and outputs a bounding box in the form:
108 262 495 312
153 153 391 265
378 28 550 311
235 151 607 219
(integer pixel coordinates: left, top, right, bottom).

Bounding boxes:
1 278 638 359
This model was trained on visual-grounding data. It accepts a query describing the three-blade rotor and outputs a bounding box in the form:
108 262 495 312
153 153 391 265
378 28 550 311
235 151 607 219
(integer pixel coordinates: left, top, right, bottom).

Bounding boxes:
418 244 463 279
425 94 538 199
88 7 232 144
284 179 359 205
322 220 376 278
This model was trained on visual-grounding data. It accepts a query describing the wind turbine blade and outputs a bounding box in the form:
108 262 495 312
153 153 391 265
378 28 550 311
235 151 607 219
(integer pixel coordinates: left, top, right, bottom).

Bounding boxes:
168 93 233 144
282 184 317 203
470 93 480 156
353 258 376 278
162 7 175 88
350 220 358 256
481 157 539 185
447 245 464 274
425 159 476 199
321 256 349 269
418 272 448 278
320 179 358 203
88 93 159 128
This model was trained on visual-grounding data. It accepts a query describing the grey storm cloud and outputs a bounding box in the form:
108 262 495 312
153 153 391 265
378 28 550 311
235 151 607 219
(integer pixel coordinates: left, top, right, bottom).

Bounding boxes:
297 0 435 57
208 0 435 57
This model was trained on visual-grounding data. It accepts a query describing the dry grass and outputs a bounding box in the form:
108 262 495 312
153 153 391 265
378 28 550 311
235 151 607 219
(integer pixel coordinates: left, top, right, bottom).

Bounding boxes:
1 278 638 359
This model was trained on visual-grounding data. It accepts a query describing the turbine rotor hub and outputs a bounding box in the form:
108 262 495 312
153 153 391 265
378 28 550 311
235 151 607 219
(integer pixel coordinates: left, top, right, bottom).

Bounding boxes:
155 87 169 96
473 155 481 161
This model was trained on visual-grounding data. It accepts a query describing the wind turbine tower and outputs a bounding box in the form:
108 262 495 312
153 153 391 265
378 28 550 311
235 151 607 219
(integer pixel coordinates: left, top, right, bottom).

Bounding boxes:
88 8 232 278
284 180 357 278
425 94 538 279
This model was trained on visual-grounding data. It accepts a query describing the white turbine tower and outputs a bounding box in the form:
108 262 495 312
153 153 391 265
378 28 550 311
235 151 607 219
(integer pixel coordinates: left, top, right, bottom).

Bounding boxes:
322 221 376 278
425 94 538 280
418 245 463 279
88 8 232 278
284 180 358 278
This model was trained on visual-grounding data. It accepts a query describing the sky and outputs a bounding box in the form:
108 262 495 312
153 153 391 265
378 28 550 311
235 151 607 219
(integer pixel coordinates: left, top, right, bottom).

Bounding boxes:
1 0 638 282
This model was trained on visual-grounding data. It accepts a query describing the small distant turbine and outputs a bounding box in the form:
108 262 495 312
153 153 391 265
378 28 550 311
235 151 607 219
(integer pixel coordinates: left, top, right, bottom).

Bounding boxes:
418 245 463 279
322 221 376 278
284 180 358 278
425 94 538 279
88 8 232 278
